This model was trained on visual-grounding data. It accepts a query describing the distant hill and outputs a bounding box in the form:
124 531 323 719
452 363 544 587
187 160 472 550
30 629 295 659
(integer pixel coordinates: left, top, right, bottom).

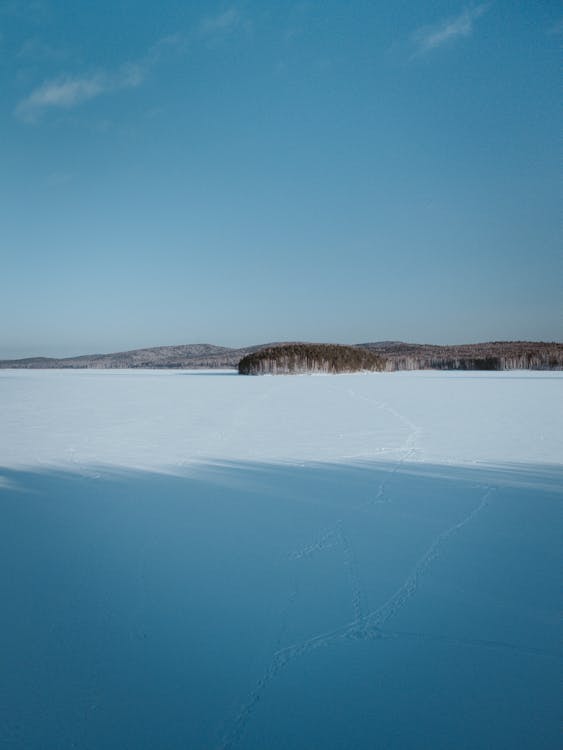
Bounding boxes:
1 340 561 371
0 343 257 369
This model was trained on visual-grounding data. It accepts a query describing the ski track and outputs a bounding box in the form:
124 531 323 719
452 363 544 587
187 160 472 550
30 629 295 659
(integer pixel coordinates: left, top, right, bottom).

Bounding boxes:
218 387 509 750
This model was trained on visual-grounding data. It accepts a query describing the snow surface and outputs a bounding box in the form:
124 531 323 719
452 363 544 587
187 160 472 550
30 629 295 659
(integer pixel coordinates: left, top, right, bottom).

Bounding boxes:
1 368 562 470
0 369 561 749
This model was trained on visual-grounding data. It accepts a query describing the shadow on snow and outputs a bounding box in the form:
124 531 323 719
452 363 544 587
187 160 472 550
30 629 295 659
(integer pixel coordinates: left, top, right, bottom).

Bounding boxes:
1 460 561 750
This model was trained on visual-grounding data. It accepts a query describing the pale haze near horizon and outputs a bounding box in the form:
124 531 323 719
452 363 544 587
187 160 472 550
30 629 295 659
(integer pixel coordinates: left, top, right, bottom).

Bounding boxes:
1 1 561 359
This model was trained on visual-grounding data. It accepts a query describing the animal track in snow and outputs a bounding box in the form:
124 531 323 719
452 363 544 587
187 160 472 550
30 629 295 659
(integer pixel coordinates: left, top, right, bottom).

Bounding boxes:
346 624 559 659
359 486 496 631
337 522 365 623
288 527 339 560
219 484 498 749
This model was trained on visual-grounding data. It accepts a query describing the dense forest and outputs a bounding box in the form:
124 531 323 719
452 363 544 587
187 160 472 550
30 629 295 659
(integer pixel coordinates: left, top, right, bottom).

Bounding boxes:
240 341 563 375
238 344 386 375
360 341 563 371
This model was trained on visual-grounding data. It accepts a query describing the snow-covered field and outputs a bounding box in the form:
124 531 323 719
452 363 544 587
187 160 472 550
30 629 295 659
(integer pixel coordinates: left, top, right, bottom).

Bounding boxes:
2 368 562 469
1 369 561 749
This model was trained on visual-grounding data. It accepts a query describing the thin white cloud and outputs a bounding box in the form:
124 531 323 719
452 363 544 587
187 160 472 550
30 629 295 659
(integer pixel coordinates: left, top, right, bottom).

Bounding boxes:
16 75 106 119
15 64 143 122
199 7 253 40
412 4 489 56
199 8 240 36
13 33 183 123
13 15 239 125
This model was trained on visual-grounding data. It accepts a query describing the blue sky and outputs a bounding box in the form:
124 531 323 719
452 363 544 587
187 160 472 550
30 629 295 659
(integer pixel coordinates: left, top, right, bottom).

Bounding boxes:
1 1 561 357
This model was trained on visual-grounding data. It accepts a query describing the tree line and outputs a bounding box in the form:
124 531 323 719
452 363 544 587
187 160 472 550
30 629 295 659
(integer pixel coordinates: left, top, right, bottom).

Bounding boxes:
239 341 563 375
238 344 386 375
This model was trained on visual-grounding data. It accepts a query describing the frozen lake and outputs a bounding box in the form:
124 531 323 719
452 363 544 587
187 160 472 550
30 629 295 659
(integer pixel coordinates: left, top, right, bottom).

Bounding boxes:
1 369 561 748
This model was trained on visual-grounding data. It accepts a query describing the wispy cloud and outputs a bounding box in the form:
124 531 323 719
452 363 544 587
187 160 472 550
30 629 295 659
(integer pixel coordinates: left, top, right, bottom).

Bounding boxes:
14 34 183 123
14 8 247 125
412 4 489 56
199 8 240 35
198 7 251 40
15 63 144 122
